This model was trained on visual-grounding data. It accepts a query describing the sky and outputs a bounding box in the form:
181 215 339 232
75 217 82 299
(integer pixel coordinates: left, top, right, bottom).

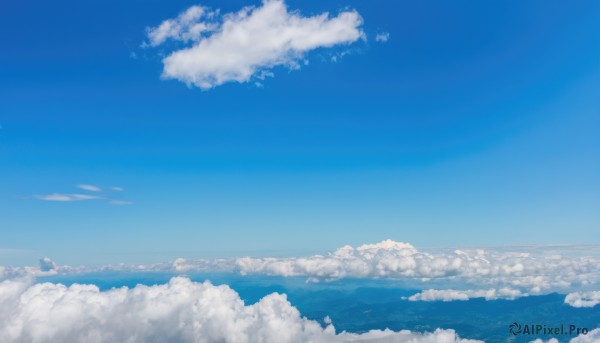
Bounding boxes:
0 0 599 266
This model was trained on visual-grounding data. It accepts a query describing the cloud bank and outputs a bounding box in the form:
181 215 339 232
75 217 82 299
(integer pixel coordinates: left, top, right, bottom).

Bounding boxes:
234 240 600 294
0 277 482 343
408 288 526 302
146 0 365 89
5 240 598 305
530 329 600 343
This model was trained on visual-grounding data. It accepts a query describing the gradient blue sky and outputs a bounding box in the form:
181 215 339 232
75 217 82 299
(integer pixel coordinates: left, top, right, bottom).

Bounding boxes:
1 0 599 265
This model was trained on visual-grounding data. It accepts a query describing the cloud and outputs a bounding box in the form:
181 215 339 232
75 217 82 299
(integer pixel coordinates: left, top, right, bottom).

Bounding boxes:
76 184 102 192
108 200 132 206
530 330 600 343
234 240 600 294
375 32 390 42
146 5 216 47
407 288 526 302
38 257 56 272
33 185 131 205
564 291 600 308
146 0 365 89
0 277 482 343
8 240 600 300
570 329 600 343
34 193 102 202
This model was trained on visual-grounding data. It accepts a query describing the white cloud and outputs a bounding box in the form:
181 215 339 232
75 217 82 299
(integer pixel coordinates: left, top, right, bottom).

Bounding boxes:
564 291 600 308
147 0 365 89
76 184 102 192
570 329 600 343
7 240 599 301
34 193 102 202
375 32 390 42
146 5 216 47
0 277 482 343
234 240 600 294
408 288 526 302
530 329 600 343
33 185 131 205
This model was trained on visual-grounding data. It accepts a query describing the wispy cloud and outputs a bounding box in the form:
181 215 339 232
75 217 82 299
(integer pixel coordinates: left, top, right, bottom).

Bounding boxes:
76 184 102 192
108 200 132 206
33 185 131 205
34 193 102 202
145 0 365 89
375 32 390 42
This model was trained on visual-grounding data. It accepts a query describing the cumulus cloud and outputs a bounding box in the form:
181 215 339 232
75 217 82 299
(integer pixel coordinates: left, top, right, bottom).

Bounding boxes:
0 277 481 343
375 32 390 42
146 0 365 89
570 329 600 343
407 288 526 302
530 329 600 343
564 291 600 308
77 184 102 192
34 193 102 202
234 240 600 294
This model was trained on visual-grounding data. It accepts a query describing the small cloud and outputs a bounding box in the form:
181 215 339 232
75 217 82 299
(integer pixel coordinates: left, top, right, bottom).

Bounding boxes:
34 193 102 202
77 184 102 192
565 291 600 308
375 32 390 43
39 257 57 272
109 200 133 206
145 0 365 89
110 186 124 192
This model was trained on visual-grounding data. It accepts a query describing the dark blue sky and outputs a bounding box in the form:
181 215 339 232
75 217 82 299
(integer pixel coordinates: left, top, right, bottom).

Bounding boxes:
1 0 598 265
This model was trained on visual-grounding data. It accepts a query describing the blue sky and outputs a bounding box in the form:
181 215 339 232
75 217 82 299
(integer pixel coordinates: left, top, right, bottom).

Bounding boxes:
0 0 598 265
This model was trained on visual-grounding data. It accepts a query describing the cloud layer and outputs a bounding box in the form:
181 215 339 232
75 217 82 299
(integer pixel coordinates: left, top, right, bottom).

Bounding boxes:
408 288 526 302
234 240 600 295
0 277 482 343
4 240 598 306
530 329 600 343
146 0 364 89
